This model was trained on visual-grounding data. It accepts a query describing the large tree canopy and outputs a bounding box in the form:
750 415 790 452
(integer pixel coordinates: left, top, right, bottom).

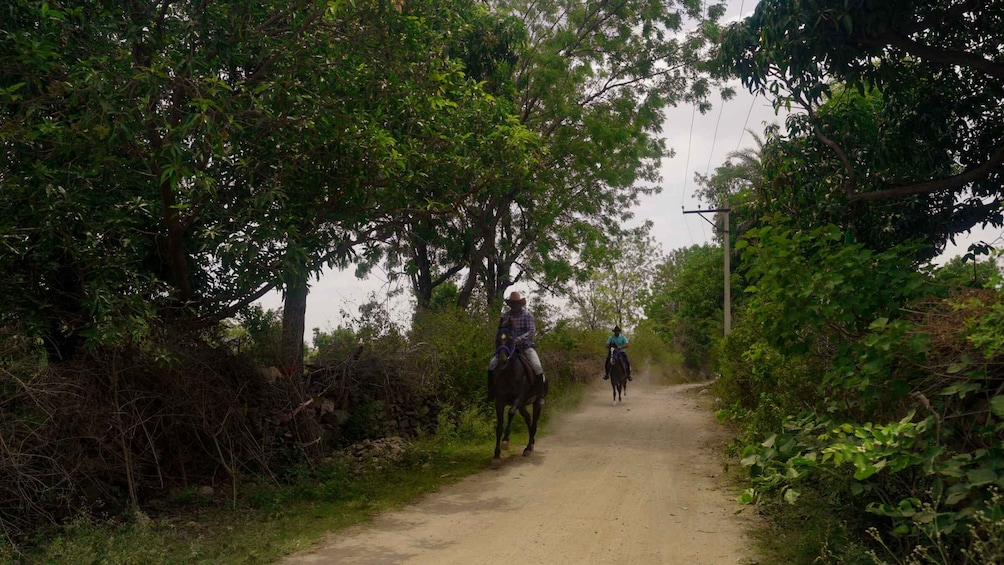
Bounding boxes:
0 0 524 357
717 0 1004 242
366 0 729 309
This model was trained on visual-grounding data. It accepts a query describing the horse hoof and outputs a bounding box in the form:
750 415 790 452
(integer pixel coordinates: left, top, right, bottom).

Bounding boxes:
501 440 509 451
523 447 532 457
491 457 502 468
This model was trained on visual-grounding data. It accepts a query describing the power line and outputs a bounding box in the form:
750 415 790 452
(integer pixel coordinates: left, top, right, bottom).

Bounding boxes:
681 103 696 205
704 100 725 177
735 93 757 152
681 104 697 244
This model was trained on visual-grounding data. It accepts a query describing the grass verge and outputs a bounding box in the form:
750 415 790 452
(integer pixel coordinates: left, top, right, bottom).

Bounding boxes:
12 383 586 565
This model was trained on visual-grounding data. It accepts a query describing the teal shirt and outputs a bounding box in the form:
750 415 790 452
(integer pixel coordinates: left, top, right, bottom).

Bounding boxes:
607 334 628 349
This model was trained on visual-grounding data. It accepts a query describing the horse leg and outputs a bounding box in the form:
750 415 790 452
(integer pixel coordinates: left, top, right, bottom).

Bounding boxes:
501 405 517 452
521 401 541 456
493 402 505 463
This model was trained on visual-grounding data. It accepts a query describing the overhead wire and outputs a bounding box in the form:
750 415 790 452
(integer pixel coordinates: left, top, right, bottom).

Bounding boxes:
704 99 725 179
681 104 697 244
735 93 757 151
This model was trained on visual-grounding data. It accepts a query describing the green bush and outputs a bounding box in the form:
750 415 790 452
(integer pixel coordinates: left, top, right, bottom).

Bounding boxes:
717 220 1004 563
408 305 495 408
630 321 686 383
645 244 733 371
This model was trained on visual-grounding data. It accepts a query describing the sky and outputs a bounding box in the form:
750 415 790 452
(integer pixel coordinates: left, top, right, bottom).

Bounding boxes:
257 0 1003 335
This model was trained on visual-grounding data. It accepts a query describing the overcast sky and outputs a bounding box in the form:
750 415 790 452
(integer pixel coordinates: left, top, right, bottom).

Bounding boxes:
258 0 1002 334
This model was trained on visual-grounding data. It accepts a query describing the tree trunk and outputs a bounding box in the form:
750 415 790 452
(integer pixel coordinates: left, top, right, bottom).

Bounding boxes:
280 270 308 378
411 235 434 309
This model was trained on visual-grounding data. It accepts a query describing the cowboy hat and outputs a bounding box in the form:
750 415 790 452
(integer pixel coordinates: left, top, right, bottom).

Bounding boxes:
505 291 527 306
612 325 622 332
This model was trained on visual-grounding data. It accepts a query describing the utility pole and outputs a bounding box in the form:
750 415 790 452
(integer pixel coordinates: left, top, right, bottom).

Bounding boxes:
723 207 731 334
682 206 731 336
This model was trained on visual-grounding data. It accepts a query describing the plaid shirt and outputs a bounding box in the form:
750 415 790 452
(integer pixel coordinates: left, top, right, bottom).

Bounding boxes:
501 308 536 351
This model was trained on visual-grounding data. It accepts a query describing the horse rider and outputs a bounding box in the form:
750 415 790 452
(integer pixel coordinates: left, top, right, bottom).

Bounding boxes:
487 291 546 401
603 325 632 381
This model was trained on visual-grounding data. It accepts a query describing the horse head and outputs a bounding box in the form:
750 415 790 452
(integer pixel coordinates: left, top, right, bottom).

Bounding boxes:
495 318 517 368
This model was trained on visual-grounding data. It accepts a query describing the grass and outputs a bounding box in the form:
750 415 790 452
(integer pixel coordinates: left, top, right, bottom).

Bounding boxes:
11 384 587 565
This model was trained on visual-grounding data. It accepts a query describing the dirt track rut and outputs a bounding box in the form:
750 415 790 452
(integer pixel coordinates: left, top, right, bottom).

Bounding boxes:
282 378 755 565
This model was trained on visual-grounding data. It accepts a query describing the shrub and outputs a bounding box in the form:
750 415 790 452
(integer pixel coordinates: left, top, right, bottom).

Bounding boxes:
717 220 1004 563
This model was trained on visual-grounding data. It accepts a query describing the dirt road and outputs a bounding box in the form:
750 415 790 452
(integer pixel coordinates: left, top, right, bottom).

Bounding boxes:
283 379 756 565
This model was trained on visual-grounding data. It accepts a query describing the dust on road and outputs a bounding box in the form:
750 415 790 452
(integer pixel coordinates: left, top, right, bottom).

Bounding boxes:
282 378 756 565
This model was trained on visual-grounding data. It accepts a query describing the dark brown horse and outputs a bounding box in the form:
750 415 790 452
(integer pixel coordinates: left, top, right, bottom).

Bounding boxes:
607 344 627 406
490 319 546 464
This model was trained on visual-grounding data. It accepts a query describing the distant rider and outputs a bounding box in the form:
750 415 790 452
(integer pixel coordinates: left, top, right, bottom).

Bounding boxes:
603 325 631 381
487 291 547 401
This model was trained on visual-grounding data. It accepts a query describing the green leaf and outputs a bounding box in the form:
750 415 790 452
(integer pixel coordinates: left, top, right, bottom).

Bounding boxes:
946 362 968 374
783 487 801 504
965 468 998 486
853 452 879 480
944 484 969 506
737 488 755 505
940 382 982 398
990 396 1004 418
869 317 889 329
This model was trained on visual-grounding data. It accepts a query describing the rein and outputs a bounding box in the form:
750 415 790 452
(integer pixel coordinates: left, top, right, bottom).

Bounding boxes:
496 328 516 358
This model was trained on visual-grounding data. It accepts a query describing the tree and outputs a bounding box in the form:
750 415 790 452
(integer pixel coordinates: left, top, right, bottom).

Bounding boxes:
645 244 734 369
567 227 661 331
933 254 1002 289
367 0 730 311
269 0 536 373
694 86 977 260
0 0 523 371
716 0 1004 242
353 5 539 312
2 0 346 352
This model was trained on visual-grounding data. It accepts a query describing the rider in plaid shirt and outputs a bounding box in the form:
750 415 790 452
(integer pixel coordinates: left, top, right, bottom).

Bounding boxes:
487 291 546 401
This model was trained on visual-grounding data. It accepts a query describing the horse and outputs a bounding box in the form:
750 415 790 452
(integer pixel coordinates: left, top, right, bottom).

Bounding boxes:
490 319 546 464
607 344 627 406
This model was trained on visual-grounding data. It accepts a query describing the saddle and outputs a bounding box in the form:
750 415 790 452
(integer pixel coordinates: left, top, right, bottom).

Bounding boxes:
514 351 535 379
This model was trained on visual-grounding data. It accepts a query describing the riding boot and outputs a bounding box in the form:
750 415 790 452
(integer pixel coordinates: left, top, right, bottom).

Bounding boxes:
603 360 610 380
534 373 547 398
486 370 495 402
626 359 633 381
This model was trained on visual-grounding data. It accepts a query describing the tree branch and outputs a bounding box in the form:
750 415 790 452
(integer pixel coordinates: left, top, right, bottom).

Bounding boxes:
850 145 1004 203
787 84 857 197
855 30 1004 80
430 263 466 289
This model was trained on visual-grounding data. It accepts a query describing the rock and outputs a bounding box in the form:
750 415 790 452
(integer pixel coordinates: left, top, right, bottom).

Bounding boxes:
197 485 214 496
320 398 336 415
260 367 282 385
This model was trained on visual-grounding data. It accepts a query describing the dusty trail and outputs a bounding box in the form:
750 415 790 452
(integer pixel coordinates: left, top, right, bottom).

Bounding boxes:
283 378 755 565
